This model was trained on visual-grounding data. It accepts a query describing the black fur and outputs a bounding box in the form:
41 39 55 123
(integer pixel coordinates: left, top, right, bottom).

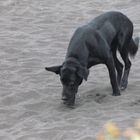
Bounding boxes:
45 11 139 106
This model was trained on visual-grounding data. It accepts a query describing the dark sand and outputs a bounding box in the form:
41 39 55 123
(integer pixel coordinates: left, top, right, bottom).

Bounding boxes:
0 0 140 139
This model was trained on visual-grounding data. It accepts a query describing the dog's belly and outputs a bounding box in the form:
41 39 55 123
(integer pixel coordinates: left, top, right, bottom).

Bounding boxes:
88 57 103 68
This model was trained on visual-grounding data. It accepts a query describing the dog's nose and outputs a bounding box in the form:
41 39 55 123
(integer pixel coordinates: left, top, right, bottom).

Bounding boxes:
62 96 68 101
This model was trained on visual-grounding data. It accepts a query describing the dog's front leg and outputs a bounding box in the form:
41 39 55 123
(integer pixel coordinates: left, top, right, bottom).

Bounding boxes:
106 56 120 96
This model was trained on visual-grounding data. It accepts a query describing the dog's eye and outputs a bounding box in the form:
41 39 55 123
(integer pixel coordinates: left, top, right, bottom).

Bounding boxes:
61 78 68 85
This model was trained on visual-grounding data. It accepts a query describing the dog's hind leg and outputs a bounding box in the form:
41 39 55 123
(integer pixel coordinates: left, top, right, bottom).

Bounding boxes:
112 47 123 86
120 37 139 90
120 49 131 90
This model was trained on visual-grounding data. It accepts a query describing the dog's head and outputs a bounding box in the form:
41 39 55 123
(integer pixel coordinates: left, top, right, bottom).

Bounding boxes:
45 60 89 106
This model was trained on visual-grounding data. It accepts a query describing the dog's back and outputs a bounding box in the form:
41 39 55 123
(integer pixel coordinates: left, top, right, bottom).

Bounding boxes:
67 11 135 59
89 11 133 32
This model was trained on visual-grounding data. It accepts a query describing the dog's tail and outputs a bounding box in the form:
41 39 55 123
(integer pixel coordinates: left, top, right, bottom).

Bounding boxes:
128 37 139 57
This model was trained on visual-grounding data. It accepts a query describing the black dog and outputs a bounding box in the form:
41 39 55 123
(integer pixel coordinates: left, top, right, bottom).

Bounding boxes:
45 11 139 106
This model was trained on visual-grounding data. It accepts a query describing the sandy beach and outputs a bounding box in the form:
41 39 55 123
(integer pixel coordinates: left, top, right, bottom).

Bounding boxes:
0 0 140 139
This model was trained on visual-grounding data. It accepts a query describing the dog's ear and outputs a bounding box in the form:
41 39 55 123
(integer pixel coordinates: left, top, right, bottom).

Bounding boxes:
77 66 89 81
45 65 62 74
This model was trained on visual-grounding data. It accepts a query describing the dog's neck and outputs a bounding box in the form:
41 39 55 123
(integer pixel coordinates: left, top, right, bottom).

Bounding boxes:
63 57 87 69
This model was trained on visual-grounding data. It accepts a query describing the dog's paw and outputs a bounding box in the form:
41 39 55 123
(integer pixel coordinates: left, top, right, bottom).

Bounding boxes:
120 85 127 91
120 80 128 91
112 92 121 96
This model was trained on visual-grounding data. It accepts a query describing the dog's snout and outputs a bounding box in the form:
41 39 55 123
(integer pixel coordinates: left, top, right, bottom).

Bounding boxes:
70 81 74 86
62 95 68 101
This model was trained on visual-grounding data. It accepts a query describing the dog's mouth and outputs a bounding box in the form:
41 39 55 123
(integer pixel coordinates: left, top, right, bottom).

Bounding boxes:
62 95 75 106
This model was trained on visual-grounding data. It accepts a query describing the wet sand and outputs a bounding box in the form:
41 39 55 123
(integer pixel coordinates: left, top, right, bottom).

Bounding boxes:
0 0 140 139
